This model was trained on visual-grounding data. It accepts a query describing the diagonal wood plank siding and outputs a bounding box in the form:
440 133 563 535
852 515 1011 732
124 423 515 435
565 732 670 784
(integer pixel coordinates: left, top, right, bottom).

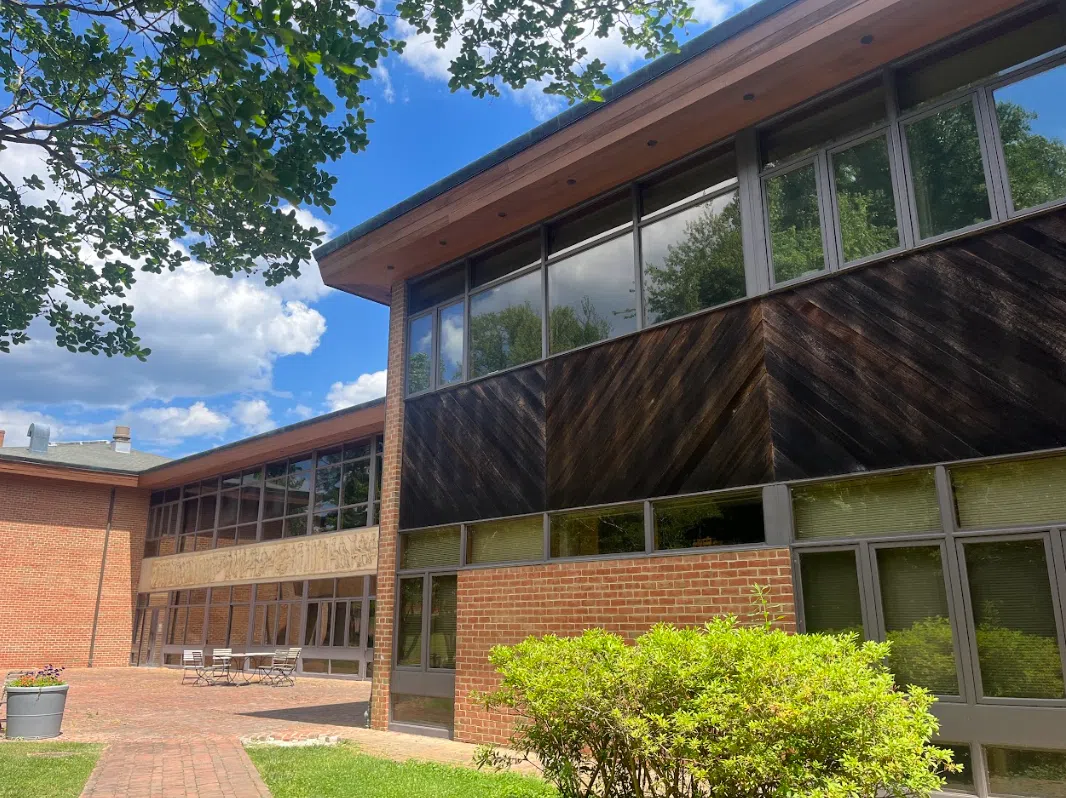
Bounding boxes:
400 365 546 529
766 211 1066 481
400 209 1066 528
545 302 773 509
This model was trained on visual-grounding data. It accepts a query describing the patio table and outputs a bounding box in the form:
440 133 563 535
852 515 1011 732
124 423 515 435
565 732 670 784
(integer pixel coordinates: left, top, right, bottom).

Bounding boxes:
231 652 278 683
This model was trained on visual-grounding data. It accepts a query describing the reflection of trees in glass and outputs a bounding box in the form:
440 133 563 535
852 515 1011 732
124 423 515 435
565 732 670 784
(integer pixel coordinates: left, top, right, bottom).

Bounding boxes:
884 615 1065 698
906 103 990 238
885 617 958 694
834 137 900 262
996 101 1066 211
643 192 745 324
469 302 542 378
408 351 430 393
549 297 616 355
766 164 825 283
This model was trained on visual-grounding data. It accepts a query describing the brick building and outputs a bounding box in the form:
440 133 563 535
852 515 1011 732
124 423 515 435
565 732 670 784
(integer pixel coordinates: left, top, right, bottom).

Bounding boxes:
311 0 1066 794
1 399 385 679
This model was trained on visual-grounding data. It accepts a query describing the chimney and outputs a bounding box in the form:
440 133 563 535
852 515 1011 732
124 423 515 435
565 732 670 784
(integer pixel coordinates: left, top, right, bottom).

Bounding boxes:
112 425 132 454
0 430 5 447
27 423 50 454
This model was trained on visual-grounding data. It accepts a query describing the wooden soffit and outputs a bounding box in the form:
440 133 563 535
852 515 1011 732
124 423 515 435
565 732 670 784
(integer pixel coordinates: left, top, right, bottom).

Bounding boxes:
138 401 385 490
318 0 1029 303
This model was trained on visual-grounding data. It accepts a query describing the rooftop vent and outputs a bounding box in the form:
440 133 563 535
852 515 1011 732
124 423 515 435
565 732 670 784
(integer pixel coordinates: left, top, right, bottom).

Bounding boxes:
111 425 132 454
27 423 50 454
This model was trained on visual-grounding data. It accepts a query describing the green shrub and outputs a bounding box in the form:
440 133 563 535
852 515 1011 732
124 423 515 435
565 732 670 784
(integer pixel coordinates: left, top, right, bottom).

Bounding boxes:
476 620 955 798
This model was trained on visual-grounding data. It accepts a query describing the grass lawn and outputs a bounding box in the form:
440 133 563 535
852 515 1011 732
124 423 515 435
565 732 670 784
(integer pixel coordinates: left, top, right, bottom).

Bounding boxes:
246 742 556 798
0 742 102 798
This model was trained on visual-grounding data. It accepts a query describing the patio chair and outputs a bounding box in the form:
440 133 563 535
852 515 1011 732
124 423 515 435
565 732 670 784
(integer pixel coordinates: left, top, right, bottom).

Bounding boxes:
205 648 234 684
181 650 208 686
258 648 299 687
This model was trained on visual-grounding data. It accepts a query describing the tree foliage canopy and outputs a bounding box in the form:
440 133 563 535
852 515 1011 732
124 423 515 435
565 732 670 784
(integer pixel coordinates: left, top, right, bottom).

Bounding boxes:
0 0 694 357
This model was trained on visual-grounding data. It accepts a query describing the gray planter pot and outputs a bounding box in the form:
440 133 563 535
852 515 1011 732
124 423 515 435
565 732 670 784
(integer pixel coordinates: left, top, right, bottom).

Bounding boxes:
4 684 69 739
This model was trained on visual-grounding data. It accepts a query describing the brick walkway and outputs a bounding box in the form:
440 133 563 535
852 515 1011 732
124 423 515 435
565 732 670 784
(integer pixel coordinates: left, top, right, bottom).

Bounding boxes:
2 667 492 797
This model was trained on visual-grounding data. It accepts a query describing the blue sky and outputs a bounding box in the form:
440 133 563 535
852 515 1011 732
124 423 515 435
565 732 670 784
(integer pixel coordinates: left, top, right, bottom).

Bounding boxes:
0 1 750 458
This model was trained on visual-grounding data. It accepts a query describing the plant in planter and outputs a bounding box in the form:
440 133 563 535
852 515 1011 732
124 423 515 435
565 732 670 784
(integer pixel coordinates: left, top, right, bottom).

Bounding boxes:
4 666 69 740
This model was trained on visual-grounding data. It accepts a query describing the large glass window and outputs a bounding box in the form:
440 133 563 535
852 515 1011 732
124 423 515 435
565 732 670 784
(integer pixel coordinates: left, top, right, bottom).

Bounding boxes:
469 269 543 379
985 747 1066 798
429 575 458 669
905 101 991 239
550 504 645 558
640 146 744 324
952 455 1066 530
397 577 424 667
653 492 764 551
641 190 744 324
798 550 865 636
400 527 461 569
963 539 1065 699
548 234 638 355
407 313 433 395
876 545 960 695
437 300 465 386
832 135 900 262
466 516 543 564
994 63 1066 213
792 470 940 540
765 163 825 283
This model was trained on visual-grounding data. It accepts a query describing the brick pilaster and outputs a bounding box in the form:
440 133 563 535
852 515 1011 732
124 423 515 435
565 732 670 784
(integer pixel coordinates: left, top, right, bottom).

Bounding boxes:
370 281 407 729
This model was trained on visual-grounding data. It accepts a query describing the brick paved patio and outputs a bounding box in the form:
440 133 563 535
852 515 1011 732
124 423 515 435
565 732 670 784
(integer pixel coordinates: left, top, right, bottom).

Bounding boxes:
3 667 492 797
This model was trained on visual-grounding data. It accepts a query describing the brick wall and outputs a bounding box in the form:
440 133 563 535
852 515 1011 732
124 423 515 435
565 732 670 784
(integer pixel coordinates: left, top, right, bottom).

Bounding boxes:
0 473 150 668
453 547 795 745
369 281 407 730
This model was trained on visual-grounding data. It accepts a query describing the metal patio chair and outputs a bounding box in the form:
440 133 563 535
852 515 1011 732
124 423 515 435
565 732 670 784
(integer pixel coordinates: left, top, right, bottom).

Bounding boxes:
205 648 234 684
259 648 299 687
181 650 208 686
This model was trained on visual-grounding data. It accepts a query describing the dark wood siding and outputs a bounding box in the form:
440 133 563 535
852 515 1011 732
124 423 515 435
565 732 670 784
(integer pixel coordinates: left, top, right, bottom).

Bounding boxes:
400 365 546 529
765 211 1066 480
400 209 1066 528
545 302 773 510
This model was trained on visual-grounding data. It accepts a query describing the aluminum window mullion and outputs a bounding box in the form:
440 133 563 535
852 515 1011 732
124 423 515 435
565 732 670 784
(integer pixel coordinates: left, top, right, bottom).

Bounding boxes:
1045 531 1066 694
883 69 918 251
856 541 879 641
631 184 646 329
974 86 1011 222
736 127 770 295
816 149 843 273
421 574 431 672
937 466 978 704
540 226 549 359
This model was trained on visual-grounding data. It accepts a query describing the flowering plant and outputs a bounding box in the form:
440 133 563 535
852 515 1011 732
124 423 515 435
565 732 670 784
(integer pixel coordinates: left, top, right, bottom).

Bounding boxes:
10 665 66 688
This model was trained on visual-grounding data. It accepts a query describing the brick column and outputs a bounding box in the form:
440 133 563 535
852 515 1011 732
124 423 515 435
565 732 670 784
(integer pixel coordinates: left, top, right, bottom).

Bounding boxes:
370 281 407 730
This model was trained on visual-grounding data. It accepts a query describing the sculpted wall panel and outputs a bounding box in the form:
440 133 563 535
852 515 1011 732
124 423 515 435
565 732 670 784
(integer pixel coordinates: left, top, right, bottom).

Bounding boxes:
141 527 378 591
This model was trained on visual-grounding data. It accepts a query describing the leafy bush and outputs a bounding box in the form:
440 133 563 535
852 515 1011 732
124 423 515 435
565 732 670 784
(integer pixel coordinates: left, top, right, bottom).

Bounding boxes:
10 666 65 688
476 620 954 798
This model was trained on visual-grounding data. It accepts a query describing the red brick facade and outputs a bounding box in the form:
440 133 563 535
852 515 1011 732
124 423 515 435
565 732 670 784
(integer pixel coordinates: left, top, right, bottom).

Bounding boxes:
369 281 408 730
0 473 150 669
453 548 796 745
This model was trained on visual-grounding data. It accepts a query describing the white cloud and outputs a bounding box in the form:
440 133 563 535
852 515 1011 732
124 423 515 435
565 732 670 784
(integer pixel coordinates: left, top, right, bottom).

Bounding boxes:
231 398 276 434
0 406 70 447
289 404 315 420
376 65 396 103
326 370 387 411
125 401 231 446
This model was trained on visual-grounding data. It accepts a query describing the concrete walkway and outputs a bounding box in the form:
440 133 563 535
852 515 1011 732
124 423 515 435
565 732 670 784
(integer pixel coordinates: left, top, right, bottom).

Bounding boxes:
3 668 490 798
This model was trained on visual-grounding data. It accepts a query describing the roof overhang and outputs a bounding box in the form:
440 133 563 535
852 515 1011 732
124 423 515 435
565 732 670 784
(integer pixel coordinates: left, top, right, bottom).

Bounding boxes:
138 399 385 490
316 0 1029 303
0 457 141 487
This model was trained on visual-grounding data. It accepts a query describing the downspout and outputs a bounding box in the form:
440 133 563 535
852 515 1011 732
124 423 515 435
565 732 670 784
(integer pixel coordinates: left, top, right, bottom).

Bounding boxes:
87 487 117 668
